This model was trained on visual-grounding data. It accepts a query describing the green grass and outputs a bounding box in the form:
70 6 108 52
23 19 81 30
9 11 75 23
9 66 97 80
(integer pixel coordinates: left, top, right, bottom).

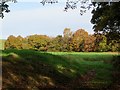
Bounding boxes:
1 49 119 89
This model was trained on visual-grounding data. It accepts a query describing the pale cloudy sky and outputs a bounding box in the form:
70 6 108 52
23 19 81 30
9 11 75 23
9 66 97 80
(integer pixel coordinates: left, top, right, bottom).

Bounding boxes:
1 1 94 39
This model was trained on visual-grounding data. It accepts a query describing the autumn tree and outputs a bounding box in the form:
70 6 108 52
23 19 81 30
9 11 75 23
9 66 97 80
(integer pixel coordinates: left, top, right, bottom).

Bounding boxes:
48 35 64 52
27 34 50 51
84 35 96 52
72 29 88 52
4 35 24 49
63 28 73 51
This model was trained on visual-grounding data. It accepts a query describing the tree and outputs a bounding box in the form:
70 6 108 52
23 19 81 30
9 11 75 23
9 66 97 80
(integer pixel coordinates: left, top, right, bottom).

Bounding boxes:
48 35 64 52
0 0 17 18
27 34 50 51
4 35 23 49
94 34 108 52
0 0 93 19
2 0 115 19
72 29 88 52
2 0 120 51
63 28 73 51
63 28 72 38
91 2 120 41
84 35 96 52
108 40 120 52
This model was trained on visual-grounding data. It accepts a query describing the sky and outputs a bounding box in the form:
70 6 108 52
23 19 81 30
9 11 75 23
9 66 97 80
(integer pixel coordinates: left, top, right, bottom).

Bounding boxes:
1 1 94 39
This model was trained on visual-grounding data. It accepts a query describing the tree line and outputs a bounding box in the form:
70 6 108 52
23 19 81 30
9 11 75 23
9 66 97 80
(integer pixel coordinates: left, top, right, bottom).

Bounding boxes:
4 28 120 52
1 2 120 47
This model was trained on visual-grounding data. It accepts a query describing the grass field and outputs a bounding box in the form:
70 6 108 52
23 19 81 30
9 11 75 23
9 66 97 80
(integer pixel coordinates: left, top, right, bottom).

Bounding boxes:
1 49 119 89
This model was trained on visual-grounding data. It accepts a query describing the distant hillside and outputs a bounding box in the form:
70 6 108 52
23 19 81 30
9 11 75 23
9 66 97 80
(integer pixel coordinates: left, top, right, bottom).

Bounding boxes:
0 39 6 50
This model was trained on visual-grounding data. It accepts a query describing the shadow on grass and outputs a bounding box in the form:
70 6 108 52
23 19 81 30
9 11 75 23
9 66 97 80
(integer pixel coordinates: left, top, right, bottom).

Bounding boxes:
2 49 117 89
2 54 71 89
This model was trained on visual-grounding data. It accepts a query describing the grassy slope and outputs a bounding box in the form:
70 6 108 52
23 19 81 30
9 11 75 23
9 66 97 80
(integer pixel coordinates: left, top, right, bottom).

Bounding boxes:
1 49 119 89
